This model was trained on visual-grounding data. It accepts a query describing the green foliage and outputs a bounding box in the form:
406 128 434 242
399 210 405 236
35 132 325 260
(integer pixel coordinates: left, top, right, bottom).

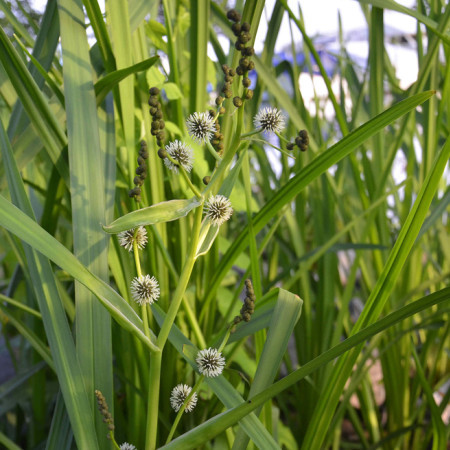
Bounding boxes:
0 0 448 449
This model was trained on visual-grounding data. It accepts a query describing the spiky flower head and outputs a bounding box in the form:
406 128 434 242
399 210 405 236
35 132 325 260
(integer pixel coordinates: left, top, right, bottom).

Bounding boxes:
186 112 216 143
253 107 285 134
118 226 148 252
204 195 233 226
196 348 226 377
164 140 194 173
170 384 198 413
120 444 136 450
130 275 160 305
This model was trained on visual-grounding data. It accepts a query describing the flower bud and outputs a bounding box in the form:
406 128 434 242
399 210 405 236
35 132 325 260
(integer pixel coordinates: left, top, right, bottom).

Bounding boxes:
233 96 243 107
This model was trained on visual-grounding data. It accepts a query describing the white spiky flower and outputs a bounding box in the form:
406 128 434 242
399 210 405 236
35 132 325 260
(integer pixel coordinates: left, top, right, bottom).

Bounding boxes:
117 226 148 252
164 140 194 173
196 348 226 377
130 275 160 305
186 112 216 143
120 444 136 450
170 384 198 413
253 107 285 134
204 195 233 226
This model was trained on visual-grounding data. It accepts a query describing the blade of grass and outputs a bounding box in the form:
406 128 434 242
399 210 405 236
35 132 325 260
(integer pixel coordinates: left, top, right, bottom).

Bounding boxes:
301 135 450 449
94 56 159 105
57 0 114 444
13 34 65 107
189 1 209 112
109 0 136 189
45 392 74 450
0 292 42 318
410 343 447 450
0 431 23 450
0 25 69 184
7 0 60 139
0 305 53 369
357 0 450 45
1 111 100 450
104 197 203 233
232 289 303 449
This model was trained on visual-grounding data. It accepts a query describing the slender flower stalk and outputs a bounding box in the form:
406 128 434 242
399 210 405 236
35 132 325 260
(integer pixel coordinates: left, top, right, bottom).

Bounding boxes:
178 165 202 198
147 206 204 450
205 139 222 161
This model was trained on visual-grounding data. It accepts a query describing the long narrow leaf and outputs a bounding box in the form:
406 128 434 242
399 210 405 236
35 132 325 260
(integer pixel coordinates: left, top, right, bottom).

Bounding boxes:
1 115 99 449
301 136 450 449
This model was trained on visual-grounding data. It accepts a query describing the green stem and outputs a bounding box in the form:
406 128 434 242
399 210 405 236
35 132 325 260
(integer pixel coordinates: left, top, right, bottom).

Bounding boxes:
161 0 183 127
240 128 261 139
275 131 290 144
145 350 162 450
141 304 151 341
179 166 202 198
150 225 178 280
156 206 204 349
205 139 222 161
217 327 231 353
202 106 245 197
109 432 121 450
133 238 142 276
182 295 207 349
145 206 203 448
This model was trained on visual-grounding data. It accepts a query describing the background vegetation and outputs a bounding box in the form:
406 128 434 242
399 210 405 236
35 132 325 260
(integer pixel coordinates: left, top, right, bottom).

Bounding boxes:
0 0 449 449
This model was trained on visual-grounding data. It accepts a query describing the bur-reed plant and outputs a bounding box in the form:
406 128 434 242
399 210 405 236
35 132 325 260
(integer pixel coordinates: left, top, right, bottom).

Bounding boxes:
0 1 449 449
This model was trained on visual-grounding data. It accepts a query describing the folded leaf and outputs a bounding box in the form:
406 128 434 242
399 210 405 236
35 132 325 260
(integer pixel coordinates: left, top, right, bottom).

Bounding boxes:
103 197 202 233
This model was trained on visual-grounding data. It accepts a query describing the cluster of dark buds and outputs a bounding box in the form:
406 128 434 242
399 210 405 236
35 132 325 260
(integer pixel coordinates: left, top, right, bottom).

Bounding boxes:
233 279 256 328
218 64 236 102
211 63 235 154
227 9 255 105
128 140 149 202
208 108 224 154
286 129 309 152
148 86 166 148
94 390 115 438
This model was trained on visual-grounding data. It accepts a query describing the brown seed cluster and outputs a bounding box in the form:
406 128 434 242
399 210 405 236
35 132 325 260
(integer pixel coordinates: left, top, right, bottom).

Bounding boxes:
208 107 225 154
128 140 149 202
227 9 255 103
287 129 309 152
95 390 115 438
148 86 166 150
233 279 256 329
